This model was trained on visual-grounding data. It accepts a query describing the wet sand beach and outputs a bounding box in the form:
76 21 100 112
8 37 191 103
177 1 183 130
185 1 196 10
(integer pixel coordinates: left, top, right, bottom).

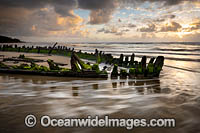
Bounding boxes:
0 43 200 133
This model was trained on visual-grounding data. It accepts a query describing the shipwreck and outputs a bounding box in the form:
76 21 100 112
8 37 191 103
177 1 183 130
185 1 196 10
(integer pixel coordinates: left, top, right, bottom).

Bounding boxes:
0 44 164 79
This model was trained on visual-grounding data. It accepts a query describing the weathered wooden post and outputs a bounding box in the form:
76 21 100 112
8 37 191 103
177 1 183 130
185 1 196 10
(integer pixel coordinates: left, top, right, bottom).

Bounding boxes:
47 59 60 70
129 68 136 78
18 47 21 52
71 52 80 72
147 57 155 76
72 87 79 96
119 54 124 66
96 53 101 64
92 64 100 73
111 64 118 78
95 49 98 56
129 53 135 66
154 56 164 77
112 82 117 88
99 51 102 56
149 57 155 64
2 45 5 51
120 69 128 79
141 56 147 73
48 42 58 55
125 56 129 67
37 47 41 53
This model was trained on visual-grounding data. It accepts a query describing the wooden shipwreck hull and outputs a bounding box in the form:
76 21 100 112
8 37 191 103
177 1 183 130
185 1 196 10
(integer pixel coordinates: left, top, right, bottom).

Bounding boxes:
0 68 108 78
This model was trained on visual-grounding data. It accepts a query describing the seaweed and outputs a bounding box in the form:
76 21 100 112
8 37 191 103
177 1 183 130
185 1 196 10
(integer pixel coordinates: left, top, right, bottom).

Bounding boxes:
0 62 9 69
39 65 50 72
120 69 128 78
47 59 61 70
92 64 100 73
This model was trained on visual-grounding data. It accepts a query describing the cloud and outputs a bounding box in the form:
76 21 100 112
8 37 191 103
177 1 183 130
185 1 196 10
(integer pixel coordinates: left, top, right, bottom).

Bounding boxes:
78 0 117 24
190 20 200 30
97 26 129 36
97 27 118 34
154 14 176 22
119 0 200 6
168 14 176 19
138 24 156 32
138 21 182 33
0 0 199 26
121 23 136 29
181 19 200 32
0 6 86 38
127 23 137 28
0 0 77 17
52 0 77 17
88 9 115 24
154 18 166 22
160 21 182 32
78 0 116 10
77 0 117 24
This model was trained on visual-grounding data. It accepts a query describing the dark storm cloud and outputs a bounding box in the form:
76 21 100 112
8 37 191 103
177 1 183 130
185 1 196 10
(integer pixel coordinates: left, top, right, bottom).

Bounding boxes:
51 0 77 16
0 0 117 24
77 0 116 10
0 0 199 24
120 0 200 6
78 0 117 24
88 9 115 24
0 0 200 38
1 0 198 9
0 0 48 9
0 0 77 17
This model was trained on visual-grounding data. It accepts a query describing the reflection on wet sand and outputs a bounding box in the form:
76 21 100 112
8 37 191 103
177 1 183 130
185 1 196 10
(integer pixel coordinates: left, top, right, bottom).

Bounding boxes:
120 81 125 87
1 66 200 133
135 80 145 94
112 82 117 88
93 84 99 90
146 79 161 94
127 79 161 94
0 73 106 84
128 80 135 86
0 73 163 96
72 87 79 97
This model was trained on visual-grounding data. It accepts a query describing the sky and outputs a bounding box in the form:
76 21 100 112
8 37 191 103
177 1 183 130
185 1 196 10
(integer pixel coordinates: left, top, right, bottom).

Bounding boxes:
0 0 200 42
